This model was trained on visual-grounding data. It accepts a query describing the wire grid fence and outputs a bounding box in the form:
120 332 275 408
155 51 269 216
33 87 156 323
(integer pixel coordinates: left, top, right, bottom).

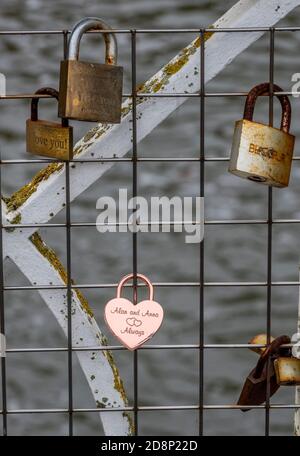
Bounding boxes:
0 26 299 437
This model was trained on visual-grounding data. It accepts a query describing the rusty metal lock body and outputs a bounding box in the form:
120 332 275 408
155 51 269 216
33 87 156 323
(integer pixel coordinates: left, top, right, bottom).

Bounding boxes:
237 335 290 411
26 87 73 160
274 357 300 386
229 83 295 188
58 17 123 122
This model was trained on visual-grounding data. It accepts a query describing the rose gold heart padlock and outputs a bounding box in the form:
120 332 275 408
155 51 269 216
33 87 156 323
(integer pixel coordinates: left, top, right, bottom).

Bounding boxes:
104 273 164 350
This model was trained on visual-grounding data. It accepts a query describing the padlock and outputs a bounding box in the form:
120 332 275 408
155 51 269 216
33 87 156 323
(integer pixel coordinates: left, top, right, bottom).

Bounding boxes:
237 335 290 411
229 83 295 187
104 273 164 350
274 357 300 386
248 333 275 355
26 87 73 160
58 17 123 122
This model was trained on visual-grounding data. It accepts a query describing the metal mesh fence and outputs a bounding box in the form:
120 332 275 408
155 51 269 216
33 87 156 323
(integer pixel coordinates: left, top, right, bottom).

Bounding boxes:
0 26 299 436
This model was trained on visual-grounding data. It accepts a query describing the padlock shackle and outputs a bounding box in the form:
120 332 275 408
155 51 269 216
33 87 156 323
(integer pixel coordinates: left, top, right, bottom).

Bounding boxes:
117 273 154 302
31 87 69 127
67 17 118 65
243 83 292 133
253 335 291 380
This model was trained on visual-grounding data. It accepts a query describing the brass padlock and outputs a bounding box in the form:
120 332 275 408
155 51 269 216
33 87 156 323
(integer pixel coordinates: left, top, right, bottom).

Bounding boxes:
274 357 300 386
248 333 275 355
229 83 295 187
58 17 123 122
237 335 290 411
26 87 73 160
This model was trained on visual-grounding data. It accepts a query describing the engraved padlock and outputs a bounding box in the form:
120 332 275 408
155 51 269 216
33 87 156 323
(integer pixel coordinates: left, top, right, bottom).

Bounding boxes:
274 357 300 386
26 87 73 160
237 335 290 411
104 273 164 351
58 17 123 122
229 83 295 187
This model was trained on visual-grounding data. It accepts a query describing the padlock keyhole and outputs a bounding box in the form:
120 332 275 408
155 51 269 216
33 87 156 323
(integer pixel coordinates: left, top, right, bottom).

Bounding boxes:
248 175 267 183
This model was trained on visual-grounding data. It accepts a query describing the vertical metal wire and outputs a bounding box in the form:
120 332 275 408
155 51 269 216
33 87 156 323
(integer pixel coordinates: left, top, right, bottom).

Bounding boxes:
131 29 138 436
0 133 7 436
199 29 205 436
63 29 74 436
265 27 275 436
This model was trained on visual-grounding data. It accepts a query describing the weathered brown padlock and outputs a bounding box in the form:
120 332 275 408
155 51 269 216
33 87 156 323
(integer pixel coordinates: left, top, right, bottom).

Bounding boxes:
237 335 290 411
274 357 300 385
248 333 275 354
58 17 123 122
26 87 73 160
229 83 295 187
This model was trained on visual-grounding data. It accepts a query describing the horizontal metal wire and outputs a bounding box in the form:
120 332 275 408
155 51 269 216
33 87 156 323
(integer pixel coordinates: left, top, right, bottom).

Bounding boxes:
4 219 300 229
4 343 295 353
3 281 300 291
0 91 297 100
0 27 300 35
3 155 300 165
5 281 300 290
0 404 299 415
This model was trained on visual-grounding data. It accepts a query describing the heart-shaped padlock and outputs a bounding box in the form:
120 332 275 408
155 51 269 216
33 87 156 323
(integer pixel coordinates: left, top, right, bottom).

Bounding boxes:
104 274 164 350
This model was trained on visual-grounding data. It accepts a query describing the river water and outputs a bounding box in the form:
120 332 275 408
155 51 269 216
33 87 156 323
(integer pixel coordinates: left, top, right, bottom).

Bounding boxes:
1 0 300 436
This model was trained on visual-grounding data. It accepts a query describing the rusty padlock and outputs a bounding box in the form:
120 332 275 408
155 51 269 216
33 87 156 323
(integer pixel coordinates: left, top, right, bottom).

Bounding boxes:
26 87 73 160
237 335 290 411
248 333 275 354
229 83 295 187
274 357 300 386
58 17 123 122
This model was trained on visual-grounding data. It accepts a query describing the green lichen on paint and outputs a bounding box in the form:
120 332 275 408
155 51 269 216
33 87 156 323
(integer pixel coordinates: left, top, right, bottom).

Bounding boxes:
102 348 128 404
81 126 101 143
4 212 22 232
11 213 21 224
121 102 133 119
134 29 214 102
123 412 135 436
96 400 105 409
30 232 94 319
6 163 63 213
97 333 133 434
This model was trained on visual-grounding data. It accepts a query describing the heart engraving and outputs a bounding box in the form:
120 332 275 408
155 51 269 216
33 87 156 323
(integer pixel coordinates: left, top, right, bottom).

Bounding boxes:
104 274 164 350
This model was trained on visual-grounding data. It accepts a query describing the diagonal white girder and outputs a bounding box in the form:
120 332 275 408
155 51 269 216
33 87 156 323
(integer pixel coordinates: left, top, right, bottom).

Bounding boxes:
2 219 133 436
2 0 300 436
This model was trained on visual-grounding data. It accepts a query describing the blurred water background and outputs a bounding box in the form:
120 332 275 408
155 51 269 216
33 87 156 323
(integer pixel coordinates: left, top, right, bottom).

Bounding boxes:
1 0 300 436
